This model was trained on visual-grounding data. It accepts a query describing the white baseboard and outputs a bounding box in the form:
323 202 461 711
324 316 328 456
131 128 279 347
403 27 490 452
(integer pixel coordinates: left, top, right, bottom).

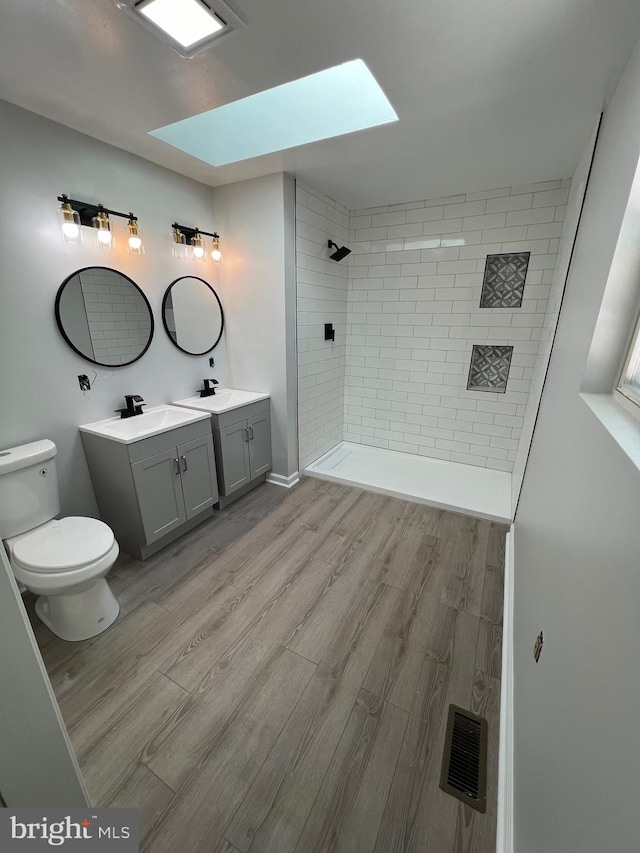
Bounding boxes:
497 529 514 853
265 471 300 489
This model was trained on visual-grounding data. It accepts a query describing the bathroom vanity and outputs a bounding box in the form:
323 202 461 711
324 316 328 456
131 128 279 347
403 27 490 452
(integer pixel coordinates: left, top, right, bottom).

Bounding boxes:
80 406 218 560
173 390 272 508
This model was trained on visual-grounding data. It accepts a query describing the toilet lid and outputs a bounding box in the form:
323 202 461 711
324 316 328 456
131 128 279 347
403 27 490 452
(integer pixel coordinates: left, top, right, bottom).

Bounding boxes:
12 517 115 572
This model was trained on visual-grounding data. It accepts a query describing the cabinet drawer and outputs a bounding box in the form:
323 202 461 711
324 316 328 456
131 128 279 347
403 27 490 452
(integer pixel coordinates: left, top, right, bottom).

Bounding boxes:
127 418 212 463
212 398 270 431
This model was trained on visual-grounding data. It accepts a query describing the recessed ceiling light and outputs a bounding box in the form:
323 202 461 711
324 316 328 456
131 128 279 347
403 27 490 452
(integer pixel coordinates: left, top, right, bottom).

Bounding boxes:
118 0 245 57
137 0 223 49
149 59 398 166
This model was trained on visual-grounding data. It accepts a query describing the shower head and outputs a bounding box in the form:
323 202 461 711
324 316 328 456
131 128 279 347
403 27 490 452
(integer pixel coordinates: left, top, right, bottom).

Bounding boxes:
328 240 351 262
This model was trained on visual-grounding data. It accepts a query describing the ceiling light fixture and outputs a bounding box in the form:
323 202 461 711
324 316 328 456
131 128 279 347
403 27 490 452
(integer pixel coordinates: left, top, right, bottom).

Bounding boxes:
172 223 221 263
118 0 245 58
57 195 143 254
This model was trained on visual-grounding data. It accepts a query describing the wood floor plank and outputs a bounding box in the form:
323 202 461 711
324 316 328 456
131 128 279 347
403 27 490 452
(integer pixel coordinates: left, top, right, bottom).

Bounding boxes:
372 507 437 590
50 602 173 726
161 528 323 690
441 522 491 616
141 647 316 853
142 557 336 789
225 583 398 853
78 671 187 804
479 523 506 625
285 523 393 663
107 761 176 843
475 619 503 680
294 690 407 853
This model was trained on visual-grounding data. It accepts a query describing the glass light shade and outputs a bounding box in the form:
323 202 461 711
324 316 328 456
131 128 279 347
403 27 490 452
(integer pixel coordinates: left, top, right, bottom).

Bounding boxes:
128 218 144 255
191 231 205 261
211 237 222 264
137 0 224 49
172 227 187 260
92 209 114 250
58 201 82 245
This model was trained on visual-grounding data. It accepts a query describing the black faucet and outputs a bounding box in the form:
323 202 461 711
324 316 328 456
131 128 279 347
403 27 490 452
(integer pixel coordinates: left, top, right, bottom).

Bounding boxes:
116 395 146 418
199 379 219 398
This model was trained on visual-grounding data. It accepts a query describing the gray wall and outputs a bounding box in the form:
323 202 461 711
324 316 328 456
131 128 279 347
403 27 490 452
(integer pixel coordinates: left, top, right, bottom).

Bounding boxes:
0 101 229 516
513 34 640 853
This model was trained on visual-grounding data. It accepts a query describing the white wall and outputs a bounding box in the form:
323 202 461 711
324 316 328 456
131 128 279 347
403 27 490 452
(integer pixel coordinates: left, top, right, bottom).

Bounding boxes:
0 100 229 516
213 173 299 481
344 182 568 471
513 34 640 853
296 182 349 469
511 128 599 511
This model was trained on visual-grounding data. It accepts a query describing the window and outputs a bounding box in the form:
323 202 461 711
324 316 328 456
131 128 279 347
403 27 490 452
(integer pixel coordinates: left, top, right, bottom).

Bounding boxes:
617 311 640 407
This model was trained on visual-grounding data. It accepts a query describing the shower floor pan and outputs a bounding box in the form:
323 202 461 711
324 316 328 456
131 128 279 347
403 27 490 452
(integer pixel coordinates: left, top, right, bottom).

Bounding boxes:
305 441 512 523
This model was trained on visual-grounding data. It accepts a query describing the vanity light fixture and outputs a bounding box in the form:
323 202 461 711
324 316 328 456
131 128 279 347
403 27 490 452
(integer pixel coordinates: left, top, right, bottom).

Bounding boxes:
172 223 221 263
57 195 144 254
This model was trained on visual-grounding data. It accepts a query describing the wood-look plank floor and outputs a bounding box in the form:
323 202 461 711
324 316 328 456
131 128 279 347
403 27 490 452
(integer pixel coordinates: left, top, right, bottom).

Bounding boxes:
33 477 507 852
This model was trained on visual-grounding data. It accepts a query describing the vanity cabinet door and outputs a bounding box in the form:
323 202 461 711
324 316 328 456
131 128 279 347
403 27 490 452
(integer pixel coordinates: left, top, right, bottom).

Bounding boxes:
218 421 251 495
132 449 186 544
247 412 272 478
177 434 218 520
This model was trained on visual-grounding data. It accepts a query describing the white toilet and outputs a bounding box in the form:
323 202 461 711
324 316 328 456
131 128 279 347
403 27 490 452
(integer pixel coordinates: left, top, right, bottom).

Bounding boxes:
0 439 120 641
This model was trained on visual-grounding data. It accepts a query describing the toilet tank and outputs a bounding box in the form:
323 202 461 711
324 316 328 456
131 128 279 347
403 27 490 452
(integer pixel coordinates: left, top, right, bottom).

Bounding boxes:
0 440 60 538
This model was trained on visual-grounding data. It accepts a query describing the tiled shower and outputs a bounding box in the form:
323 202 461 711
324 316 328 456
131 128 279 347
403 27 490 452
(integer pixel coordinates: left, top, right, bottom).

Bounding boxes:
296 176 576 497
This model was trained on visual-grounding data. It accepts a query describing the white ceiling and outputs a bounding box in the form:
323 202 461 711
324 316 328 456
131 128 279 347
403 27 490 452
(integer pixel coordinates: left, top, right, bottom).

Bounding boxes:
1 0 639 210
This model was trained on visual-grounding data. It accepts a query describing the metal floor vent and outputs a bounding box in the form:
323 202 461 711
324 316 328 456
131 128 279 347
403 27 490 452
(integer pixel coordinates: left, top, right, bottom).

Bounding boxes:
439 704 488 813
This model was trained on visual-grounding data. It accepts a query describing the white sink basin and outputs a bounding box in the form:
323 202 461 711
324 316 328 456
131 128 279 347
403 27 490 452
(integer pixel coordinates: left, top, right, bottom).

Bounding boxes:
79 405 211 444
173 388 269 415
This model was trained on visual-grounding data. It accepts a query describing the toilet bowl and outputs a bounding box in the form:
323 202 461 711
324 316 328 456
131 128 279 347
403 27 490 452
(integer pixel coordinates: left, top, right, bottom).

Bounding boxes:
0 441 120 642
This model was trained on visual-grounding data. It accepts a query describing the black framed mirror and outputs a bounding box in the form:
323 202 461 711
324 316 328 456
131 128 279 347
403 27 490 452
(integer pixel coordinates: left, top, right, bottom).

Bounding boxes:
162 276 224 356
55 266 154 367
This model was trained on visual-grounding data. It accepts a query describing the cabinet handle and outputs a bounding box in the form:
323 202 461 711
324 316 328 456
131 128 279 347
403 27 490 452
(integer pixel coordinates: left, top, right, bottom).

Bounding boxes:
181 455 188 472
244 428 250 442
249 426 254 440
174 458 180 475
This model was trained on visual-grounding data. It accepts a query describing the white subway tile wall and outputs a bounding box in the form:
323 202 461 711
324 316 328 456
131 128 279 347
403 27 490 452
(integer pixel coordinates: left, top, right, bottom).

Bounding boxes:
344 180 569 472
296 182 350 469
80 269 151 366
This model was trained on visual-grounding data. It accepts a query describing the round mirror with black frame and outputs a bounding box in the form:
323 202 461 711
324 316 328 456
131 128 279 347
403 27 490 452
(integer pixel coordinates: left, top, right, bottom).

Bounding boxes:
162 276 224 356
55 266 154 367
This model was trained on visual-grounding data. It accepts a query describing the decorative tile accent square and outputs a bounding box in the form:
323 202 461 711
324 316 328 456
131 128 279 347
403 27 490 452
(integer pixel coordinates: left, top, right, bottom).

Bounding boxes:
480 252 530 308
467 345 513 393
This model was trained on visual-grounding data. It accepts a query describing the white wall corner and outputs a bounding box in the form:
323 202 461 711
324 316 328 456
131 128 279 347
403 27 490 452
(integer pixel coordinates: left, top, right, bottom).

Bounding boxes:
497 528 514 853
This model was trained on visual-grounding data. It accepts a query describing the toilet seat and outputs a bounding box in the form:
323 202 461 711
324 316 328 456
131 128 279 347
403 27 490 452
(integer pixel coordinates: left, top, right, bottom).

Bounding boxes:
10 517 114 573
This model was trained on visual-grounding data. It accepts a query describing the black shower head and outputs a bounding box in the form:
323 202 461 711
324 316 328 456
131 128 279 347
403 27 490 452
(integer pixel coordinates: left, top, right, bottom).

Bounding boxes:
328 240 351 262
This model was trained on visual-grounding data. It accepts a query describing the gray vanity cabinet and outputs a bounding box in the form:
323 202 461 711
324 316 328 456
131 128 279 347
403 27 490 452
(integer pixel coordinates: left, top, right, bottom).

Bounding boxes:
211 399 272 506
131 434 217 545
81 419 218 560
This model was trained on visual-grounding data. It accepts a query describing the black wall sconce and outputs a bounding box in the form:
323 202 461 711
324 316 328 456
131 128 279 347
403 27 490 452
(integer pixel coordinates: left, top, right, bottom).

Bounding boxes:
325 323 335 342
328 239 351 262
57 194 143 254
172 223 221 263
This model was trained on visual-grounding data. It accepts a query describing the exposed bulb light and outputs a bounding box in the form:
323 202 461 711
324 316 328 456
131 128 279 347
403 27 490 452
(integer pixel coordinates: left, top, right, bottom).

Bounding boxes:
127 215 144 255
191 230 205 260
92 208 114 249
211 233 222 264
58 196 82 244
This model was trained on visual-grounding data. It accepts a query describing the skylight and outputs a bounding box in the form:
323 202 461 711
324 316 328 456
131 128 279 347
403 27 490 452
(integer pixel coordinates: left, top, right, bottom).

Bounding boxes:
149 59 399 167
137 0 224 49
